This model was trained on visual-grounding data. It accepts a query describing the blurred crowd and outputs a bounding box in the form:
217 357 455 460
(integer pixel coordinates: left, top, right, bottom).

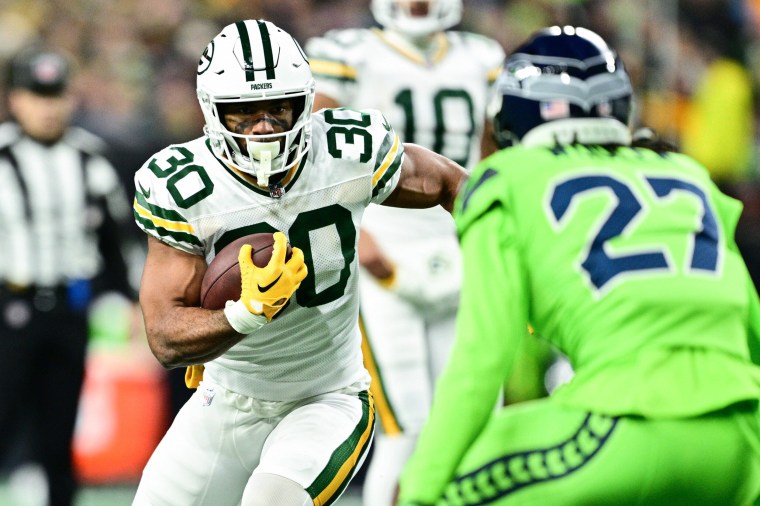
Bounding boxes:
1 0 759 186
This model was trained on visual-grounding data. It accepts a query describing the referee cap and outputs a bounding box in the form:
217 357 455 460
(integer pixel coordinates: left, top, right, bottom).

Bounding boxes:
8 48 70 96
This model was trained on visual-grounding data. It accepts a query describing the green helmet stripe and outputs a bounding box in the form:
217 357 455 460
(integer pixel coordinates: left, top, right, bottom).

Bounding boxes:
235 21 256 82
257 20 276 80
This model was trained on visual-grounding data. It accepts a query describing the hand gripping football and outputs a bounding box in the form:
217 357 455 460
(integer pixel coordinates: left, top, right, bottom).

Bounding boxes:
200 233 293 310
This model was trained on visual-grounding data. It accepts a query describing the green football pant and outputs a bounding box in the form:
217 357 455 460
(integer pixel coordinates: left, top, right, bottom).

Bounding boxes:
437 398 760 505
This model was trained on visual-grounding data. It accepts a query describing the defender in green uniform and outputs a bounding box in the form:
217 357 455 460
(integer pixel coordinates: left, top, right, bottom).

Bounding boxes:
399 26 760 505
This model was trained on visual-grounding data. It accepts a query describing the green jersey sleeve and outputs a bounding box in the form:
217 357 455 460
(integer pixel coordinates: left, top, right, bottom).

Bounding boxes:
400 163 528 503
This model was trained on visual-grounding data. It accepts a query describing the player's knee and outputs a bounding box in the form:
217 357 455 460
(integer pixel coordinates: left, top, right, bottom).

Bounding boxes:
242 473 312 506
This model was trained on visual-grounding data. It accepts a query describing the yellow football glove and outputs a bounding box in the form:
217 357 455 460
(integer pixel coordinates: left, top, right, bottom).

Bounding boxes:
185 364 204 389
239 231 307 321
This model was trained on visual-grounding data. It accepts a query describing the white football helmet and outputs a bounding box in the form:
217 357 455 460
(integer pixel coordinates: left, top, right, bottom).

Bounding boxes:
371 0 462 38
196 20 315 194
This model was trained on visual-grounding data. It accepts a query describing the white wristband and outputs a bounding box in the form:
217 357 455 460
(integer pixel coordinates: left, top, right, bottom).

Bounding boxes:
223 299 267 335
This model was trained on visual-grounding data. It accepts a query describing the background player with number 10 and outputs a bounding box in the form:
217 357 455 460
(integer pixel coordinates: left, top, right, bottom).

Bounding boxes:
305 4 504 504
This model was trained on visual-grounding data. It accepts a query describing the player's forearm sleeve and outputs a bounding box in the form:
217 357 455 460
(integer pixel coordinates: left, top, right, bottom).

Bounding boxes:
399 208 528 503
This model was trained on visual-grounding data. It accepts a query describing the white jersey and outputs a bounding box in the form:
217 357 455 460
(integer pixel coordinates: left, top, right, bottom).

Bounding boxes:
306 28 504 242
133 108 404 401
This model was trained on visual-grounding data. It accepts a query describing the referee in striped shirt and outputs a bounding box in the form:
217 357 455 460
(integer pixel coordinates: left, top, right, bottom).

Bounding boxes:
0 47 134 506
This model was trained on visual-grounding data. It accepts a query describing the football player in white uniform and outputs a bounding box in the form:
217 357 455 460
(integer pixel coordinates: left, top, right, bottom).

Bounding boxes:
131 19 467 506
305 2 504 504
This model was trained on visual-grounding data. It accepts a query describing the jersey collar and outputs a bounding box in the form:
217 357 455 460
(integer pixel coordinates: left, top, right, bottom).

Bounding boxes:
205 138 307 197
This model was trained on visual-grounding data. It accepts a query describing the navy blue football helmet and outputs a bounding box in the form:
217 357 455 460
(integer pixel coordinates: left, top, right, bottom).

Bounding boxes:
491 26 633 148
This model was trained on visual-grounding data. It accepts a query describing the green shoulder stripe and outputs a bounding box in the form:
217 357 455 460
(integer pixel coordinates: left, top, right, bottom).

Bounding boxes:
310 58 357 82
135 190 190 223
372 133 403 198
133 194 202 247
374 130 394 168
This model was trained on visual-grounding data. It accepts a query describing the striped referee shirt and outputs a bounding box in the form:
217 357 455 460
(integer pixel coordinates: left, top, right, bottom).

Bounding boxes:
0 122 132 292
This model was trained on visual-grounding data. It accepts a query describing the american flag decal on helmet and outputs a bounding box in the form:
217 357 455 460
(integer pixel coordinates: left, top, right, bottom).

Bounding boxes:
540 100 569 120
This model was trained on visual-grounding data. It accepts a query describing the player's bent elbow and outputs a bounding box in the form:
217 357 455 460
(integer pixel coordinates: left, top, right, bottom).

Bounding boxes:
148 343 178 369
144 330 186 369
155 352 184 370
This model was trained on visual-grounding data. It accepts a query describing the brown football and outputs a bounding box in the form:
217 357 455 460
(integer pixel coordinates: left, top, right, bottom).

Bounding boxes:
200 232 292 310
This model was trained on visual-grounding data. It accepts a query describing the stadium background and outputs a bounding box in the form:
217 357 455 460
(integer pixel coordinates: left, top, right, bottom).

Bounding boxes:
0 0 758 504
